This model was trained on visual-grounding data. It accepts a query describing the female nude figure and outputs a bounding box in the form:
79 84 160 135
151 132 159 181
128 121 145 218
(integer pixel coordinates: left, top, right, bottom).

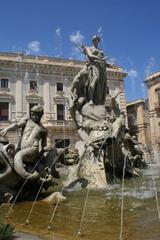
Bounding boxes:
83 35 107 105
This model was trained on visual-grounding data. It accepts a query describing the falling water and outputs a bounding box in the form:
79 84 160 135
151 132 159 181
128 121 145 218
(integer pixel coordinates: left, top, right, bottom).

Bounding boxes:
111 138 116 182
6 139 64 218
145 146 160 221
75 136 109 237
2 161 160 239
7 153 45 216
55 27 63 58
77 188 90 237
25 179 45 225
119 153 127 240
47 185 65 230
24 149 66 225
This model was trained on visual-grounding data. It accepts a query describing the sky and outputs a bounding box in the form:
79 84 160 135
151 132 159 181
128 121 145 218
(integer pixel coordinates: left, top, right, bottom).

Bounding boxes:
0 0 160 102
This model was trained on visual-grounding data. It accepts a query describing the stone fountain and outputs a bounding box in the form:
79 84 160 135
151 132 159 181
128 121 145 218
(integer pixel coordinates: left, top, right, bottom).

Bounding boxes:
0 35 146 204
64 34 146 189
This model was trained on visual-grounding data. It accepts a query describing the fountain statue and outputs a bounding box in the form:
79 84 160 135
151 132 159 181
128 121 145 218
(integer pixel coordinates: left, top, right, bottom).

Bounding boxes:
0 35 146 204
65 35 146 189
0 105 75 203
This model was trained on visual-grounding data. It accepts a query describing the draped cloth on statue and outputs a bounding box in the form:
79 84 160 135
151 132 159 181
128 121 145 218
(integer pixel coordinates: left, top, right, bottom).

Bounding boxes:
88 60 107 105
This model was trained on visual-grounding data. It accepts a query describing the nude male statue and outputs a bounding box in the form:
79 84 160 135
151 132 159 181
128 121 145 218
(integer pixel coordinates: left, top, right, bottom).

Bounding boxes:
0 105 48 180
69 65 89 128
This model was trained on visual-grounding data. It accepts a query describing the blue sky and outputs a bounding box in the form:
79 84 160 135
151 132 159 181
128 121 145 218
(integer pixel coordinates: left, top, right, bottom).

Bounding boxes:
0 0 160 101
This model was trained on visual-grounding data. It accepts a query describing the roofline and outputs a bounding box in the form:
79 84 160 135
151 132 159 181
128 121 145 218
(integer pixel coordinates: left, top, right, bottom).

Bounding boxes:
0 51 85 65
0 51 127 74
127 98 145 107
144 71 160 83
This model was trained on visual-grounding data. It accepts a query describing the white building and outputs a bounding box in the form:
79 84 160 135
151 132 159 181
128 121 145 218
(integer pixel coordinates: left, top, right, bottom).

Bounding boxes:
0 52 127 147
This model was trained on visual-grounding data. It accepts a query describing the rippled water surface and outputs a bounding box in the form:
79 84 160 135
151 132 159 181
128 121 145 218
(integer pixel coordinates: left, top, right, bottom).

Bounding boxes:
1 165 160 240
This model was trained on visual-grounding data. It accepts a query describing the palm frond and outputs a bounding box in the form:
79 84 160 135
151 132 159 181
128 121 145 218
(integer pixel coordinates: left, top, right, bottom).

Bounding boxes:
0 223 15 240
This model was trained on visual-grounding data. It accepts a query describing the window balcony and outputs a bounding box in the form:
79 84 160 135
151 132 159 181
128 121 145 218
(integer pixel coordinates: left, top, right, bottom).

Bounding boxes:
55 91 65 98
0 87 10 92
29 88 38 94
47 119 75 127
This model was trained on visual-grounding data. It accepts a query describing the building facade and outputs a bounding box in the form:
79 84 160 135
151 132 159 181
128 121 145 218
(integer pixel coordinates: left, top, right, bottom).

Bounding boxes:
126 99 152 159
127 99 148 145
0 52 127 147
144 72 160 161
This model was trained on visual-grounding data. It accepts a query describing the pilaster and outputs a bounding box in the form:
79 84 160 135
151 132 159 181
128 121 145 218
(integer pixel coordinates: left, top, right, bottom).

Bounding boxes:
16 79 23 118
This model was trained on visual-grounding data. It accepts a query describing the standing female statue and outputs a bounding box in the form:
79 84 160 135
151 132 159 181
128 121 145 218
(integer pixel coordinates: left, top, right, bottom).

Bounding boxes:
69 35 110 128
83 35 107 105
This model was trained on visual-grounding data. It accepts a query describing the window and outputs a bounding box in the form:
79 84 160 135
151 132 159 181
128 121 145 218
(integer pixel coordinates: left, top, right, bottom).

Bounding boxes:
0 102 9 121
57 82 63 92
57 104 65 121
1 79 8 89
128 113 137 127
29 103 38 116
157 90 160 104
55 139 70 148
30 81 37 91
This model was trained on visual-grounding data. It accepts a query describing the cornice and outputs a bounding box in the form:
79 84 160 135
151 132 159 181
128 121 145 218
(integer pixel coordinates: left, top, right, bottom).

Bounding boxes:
107 68 127 78
0 60 81 76
25 93 43 103
127 99 145 107
0 91 15 101
0 52 127 78
53 93 68 102
144 72 160 87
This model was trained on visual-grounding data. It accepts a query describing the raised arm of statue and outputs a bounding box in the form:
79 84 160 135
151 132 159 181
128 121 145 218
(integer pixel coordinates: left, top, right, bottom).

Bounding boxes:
0 117 28 136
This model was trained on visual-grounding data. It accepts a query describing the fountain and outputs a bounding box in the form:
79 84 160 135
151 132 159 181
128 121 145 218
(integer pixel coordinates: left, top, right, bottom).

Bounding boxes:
64 34 146 190
0 35 156 240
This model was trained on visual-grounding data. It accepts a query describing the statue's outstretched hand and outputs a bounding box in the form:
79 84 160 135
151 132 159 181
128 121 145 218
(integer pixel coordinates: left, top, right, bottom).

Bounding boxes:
0 129 8 136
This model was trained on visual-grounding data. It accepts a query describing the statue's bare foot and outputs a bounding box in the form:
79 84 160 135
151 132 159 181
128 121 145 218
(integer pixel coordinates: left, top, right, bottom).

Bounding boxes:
89 100 93 106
